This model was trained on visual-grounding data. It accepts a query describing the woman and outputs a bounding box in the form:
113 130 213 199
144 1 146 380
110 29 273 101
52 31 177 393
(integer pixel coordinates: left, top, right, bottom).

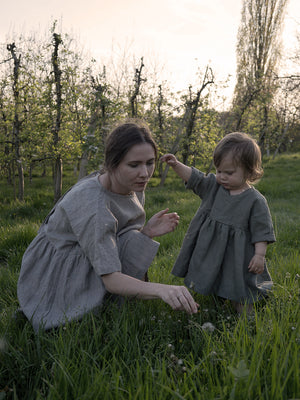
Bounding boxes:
18 120 198 332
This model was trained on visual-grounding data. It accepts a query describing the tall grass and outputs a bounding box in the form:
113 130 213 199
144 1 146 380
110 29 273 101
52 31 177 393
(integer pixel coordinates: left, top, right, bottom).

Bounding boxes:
0 154 299 399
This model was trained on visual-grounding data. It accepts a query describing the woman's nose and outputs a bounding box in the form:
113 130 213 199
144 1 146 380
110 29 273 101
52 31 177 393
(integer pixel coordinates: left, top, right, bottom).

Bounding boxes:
139 164 148 177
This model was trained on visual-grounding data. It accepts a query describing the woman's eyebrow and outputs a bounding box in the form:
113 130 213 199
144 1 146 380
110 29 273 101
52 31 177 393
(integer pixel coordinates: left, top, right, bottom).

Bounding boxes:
129 158 155 163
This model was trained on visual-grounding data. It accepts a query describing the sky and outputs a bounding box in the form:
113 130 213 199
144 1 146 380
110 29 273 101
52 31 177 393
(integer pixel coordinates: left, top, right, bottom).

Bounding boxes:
1 0 299 108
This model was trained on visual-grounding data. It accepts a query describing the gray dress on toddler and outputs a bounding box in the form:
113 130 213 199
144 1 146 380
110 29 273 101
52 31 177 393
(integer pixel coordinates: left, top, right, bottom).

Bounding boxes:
172 168 275 304
17 174 160 332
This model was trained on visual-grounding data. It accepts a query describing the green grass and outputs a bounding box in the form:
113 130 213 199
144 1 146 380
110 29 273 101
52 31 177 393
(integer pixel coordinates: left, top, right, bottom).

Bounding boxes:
0 154 299 399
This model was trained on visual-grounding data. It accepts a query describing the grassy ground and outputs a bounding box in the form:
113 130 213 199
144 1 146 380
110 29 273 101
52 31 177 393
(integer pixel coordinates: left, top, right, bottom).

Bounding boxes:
0 154 299 399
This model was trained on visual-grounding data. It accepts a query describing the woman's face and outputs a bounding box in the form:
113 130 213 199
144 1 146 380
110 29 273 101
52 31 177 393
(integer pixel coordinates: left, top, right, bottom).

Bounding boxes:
109 143 156 195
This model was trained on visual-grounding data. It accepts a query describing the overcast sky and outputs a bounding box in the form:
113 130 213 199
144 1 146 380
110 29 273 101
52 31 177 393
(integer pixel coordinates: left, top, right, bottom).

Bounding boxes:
1 0 299 106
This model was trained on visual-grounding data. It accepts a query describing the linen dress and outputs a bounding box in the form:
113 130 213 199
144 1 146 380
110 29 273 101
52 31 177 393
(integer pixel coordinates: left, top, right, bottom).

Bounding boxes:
172 168 275 303
17 173 160 332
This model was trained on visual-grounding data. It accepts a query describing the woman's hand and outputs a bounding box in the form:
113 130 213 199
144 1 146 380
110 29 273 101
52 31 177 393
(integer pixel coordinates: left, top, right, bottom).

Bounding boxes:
102 272 199 315
158 284 199 314
142 208 179 238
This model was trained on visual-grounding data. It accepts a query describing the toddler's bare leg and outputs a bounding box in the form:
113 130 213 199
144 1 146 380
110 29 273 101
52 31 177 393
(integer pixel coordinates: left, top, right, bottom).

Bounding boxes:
231 301 253 315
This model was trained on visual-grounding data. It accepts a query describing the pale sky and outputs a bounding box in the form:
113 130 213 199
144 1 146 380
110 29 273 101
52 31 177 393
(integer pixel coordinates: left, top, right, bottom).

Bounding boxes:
1 0 299 107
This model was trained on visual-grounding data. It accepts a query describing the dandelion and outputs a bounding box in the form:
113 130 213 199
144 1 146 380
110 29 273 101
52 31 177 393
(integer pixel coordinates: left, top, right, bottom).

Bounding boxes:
167 343 174 351
189 281 195 289
201 322 216 332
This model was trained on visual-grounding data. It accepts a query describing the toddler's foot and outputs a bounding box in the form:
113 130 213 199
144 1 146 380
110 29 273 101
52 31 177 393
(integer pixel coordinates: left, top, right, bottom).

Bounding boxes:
231 301 253 315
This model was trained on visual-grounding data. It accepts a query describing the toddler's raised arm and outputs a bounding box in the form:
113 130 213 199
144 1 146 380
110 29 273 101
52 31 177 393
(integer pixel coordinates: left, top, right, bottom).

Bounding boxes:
160 154 192 183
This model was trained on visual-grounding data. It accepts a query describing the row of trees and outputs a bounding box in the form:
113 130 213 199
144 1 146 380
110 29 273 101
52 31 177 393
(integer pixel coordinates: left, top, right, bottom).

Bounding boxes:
0 0 299 202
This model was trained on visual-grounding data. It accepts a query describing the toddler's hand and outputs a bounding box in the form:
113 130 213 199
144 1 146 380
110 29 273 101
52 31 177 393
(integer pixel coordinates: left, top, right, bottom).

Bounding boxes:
248 254 264 274
160 154 178 166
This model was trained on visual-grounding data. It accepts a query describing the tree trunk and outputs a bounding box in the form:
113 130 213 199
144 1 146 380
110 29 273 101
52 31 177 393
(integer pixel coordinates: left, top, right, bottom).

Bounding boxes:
17 161 24 200
182 66 214 165
53 157 63 203
273 123 289 159
7 42 25 201
159 164 170 187
78 150 89 180
258 106 269 154
51 33 63 203
130 57 145 117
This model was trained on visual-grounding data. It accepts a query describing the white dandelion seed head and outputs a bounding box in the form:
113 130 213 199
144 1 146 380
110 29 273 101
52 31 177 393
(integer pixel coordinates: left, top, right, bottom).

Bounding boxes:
201 322 216 332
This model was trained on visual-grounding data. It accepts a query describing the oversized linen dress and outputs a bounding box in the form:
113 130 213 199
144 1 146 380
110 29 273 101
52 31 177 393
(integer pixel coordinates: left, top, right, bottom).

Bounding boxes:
17 173 160 332
172 168 275 303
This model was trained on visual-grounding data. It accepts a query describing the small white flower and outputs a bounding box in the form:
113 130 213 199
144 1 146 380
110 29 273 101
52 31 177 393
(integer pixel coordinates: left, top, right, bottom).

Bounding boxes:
285 272 291 279
201 322 216 332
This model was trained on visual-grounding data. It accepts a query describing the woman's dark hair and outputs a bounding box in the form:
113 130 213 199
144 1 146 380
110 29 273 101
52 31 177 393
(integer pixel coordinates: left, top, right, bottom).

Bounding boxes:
213 132 263 183
104 120 158 171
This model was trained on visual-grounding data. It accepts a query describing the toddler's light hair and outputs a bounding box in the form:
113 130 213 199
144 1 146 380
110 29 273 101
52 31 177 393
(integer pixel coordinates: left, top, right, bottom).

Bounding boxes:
213 132 263 183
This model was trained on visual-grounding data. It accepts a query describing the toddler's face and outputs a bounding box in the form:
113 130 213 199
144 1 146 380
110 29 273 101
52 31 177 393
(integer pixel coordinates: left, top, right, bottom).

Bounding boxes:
215 153 249 194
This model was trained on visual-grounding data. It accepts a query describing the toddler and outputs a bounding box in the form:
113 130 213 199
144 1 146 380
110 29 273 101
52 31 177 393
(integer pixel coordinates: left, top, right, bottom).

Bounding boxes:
161 132 275 313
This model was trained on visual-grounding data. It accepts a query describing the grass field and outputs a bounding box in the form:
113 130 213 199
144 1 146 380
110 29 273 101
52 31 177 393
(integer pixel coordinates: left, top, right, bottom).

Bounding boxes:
0 154 299 399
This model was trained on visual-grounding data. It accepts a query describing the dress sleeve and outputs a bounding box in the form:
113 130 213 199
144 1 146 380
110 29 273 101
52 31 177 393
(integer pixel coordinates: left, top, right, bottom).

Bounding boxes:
61 189 122 276
186 167 217 199
249 196 276 244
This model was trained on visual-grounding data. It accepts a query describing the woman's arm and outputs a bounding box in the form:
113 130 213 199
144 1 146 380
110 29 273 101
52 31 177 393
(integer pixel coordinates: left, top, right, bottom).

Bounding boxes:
101 272 199 314
160 154 192 183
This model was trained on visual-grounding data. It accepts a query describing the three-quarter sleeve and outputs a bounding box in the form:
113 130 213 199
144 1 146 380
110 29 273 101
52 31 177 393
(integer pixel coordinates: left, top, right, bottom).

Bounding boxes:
186 168 217 199
249 196 276 244
60 188 122 276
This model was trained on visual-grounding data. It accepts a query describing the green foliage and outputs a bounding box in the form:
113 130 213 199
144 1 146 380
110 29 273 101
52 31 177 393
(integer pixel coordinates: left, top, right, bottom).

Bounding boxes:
230 0 299 153
0 154 299 399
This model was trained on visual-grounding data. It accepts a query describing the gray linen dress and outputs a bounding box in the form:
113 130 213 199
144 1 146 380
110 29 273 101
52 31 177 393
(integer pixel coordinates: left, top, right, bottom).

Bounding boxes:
172 168 275 303
17 174 159 332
